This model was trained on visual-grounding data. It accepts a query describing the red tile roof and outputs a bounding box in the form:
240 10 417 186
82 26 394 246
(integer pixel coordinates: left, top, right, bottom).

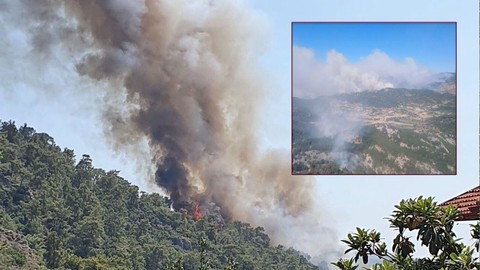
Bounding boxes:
440 186 480 221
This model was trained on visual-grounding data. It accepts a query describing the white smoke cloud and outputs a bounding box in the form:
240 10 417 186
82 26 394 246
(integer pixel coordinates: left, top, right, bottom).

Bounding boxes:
0 0 340 263
359 49 438 89
293 45 438 98
314 101 365 168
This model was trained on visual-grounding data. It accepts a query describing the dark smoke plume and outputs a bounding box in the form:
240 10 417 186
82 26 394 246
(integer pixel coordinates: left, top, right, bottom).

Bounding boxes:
3 0 339 259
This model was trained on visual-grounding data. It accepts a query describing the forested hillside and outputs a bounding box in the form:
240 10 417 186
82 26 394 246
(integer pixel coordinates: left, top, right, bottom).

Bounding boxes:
292 88 456 174
0 121 318 270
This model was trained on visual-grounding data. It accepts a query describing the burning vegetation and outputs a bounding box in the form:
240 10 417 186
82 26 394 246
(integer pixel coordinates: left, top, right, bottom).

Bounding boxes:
5 0 338 261
193 203 202 221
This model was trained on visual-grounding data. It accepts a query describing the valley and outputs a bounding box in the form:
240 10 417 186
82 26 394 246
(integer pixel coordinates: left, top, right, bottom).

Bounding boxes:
292 88 456 174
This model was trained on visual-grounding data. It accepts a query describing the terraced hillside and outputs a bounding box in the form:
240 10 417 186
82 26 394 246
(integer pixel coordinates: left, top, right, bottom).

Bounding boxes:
292 88 456 174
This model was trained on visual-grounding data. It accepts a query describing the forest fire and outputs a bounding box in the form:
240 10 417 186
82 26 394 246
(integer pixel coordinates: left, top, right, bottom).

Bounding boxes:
14 0 335 260
193 203 202 221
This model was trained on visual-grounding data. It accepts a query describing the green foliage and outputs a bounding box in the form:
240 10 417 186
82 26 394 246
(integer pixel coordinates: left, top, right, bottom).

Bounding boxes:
332 258 358 270
471 223 480 252
370 260 396 270
0 245 27 266
292 88 456 175
333 196 480 270
341 228 385 264
0 121 317 270
447 246 478 269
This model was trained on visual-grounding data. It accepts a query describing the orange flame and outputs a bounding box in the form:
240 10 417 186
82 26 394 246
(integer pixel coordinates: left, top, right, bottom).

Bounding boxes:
194 203 202 221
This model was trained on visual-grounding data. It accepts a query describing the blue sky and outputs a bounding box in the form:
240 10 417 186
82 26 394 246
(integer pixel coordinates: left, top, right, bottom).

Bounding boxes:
292 22 456 73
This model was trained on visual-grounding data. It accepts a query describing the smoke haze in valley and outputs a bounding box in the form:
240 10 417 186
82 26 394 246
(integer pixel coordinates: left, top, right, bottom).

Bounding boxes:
292 44 454 170
308 99 365 169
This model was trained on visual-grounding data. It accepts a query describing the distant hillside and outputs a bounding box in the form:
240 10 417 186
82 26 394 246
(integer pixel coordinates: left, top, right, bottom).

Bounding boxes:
336 88 455 108
0 121 318 269
292 88 456 174
428 72 456 94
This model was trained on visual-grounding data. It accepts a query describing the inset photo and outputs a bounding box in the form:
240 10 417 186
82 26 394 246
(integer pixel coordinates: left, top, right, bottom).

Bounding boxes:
291 22 456 175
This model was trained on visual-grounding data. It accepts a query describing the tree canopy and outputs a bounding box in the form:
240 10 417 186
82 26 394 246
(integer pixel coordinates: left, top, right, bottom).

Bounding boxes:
0 120 318 270
333 196 480 270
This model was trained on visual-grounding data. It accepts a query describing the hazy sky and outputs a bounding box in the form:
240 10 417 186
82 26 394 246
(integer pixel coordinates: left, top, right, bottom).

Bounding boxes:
293 22 456 72
292 22 456 97
0 0 478 262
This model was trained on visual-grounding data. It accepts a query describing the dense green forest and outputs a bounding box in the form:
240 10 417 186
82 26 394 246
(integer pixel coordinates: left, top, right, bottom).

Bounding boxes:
0 121 318 270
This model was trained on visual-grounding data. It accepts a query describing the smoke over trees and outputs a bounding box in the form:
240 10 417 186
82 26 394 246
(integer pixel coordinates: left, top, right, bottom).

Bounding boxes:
0 0 338 259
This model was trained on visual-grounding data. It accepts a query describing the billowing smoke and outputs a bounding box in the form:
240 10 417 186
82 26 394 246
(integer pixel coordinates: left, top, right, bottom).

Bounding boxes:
293 45 439 98
293 45 440 169
1 0 339 260
311 100 364 169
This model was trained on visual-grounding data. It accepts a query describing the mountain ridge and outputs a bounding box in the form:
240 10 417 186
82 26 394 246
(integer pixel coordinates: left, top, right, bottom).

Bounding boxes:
0 121 321 269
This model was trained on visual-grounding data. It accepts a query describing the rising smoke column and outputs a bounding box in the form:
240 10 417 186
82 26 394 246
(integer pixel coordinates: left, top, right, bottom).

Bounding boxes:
3 0 338 258
66 0 313 216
